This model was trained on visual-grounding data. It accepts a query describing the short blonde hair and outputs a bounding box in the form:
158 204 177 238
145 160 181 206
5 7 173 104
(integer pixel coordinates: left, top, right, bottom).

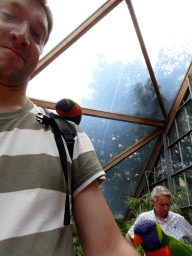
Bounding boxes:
151 186 171 201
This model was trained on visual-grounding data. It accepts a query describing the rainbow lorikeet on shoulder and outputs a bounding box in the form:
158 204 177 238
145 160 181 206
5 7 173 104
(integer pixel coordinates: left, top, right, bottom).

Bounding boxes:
55 98 82 125
133 219 192 256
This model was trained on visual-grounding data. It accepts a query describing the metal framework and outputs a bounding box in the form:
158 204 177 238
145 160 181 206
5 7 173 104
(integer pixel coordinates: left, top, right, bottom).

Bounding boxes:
30 0 167 169
31 98 165 128
124 134 163 220
130 62 192 203
29 0 192 216
125 0 168 123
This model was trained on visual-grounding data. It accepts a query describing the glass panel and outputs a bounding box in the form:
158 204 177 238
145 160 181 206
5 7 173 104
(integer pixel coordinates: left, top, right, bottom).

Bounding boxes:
168 148 173 175
154 153 167 182
181 88 190 105
80 115 155 166
188 75 192 98
186 100 192 130
155 157 163 182
172 173 188 207
100 138 157 218
180 134 192 168
143 179 150 195
163 179 168 189
134 0 192 113
185 168 192 205
27 0 192 118
161 152 167 178
148 169 155 186
124 77 163 119
28 4 164 119
176 107 189 137
167 122 177 145
169 142 182 173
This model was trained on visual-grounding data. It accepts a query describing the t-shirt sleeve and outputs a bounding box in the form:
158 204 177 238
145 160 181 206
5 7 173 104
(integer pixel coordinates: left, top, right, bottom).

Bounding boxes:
71 124 105 197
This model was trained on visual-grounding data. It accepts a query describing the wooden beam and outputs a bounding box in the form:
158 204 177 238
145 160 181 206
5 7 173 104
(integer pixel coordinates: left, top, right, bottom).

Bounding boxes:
125 0 168 123
103 127 164 172
30 98 165 127
124 134 163 220
31 98 56 110
82 107 165 127
30 0 123 80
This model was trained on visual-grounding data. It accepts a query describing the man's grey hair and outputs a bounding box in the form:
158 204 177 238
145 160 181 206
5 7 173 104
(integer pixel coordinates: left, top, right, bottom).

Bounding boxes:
151 186 171 201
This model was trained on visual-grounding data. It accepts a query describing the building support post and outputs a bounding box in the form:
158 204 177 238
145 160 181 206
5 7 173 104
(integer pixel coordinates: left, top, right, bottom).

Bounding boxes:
163 132 173 193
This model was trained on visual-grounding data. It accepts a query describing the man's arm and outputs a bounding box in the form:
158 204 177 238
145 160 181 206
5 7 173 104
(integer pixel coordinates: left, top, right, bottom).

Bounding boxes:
73 179 140 256
182 217 192 244
125 232 135 247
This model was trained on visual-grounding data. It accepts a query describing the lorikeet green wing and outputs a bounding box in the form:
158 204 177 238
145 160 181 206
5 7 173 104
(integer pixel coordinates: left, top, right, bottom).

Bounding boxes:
162 228 192 255
169 240 192 256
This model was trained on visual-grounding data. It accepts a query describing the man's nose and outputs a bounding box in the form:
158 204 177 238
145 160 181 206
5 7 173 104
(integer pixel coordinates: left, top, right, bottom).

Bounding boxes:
9 22 30 47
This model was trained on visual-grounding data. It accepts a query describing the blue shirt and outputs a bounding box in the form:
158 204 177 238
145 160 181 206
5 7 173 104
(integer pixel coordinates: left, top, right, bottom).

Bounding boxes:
128 209 192 243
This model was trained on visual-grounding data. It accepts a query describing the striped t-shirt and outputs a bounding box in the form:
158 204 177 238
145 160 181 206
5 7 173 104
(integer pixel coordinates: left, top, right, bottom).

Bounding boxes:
0 100 105 255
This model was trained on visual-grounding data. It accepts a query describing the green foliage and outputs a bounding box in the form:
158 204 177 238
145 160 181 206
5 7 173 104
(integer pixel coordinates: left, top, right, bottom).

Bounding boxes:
72 219 84 256
125 193 153 217
74 245 84 256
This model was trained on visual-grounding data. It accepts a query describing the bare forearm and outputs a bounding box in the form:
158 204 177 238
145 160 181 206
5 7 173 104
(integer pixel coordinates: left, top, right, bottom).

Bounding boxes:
73 180 140 256
125 232 135 247
110 238 140 256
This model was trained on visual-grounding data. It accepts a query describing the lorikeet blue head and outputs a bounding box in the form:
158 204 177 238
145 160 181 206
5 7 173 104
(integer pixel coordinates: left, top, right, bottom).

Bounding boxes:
134 220 163 252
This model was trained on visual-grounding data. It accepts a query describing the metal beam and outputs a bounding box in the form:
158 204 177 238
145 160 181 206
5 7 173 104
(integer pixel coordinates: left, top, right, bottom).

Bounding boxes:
30 98 165 127
125 0 168 123
103 127 164 172
30 0 123 80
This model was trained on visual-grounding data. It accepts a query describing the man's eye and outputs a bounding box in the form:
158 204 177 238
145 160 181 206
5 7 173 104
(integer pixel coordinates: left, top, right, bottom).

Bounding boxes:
2 12 18 23
34 32 40 39
31 30 41 41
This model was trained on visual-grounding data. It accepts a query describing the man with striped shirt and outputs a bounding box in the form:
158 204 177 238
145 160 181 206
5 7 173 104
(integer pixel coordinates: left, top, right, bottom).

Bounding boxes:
0 0 140 255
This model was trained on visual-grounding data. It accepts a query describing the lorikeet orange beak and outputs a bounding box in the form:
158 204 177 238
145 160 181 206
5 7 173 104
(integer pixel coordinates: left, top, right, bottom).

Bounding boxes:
134 235 143 246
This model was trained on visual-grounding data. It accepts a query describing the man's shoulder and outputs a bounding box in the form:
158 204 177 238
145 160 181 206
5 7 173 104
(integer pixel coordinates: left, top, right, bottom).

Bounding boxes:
168 211 184 220
137 210 154 219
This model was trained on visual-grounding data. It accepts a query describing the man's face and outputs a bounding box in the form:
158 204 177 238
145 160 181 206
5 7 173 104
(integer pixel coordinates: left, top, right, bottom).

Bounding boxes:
0 0 48 86
152 195 170 219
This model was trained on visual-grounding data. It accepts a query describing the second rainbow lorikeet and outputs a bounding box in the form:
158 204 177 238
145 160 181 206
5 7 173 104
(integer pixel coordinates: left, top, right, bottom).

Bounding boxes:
133 219 192 256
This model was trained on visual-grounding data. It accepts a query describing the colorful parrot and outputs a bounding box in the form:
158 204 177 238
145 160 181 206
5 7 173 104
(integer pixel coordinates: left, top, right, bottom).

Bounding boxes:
133 219 192 256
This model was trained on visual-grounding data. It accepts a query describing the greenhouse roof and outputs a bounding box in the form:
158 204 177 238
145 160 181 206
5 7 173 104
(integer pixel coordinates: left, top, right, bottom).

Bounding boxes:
28 0 192 218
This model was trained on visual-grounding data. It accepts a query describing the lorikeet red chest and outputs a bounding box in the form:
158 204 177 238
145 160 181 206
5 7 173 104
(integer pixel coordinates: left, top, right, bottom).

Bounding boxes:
145 246 172 256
